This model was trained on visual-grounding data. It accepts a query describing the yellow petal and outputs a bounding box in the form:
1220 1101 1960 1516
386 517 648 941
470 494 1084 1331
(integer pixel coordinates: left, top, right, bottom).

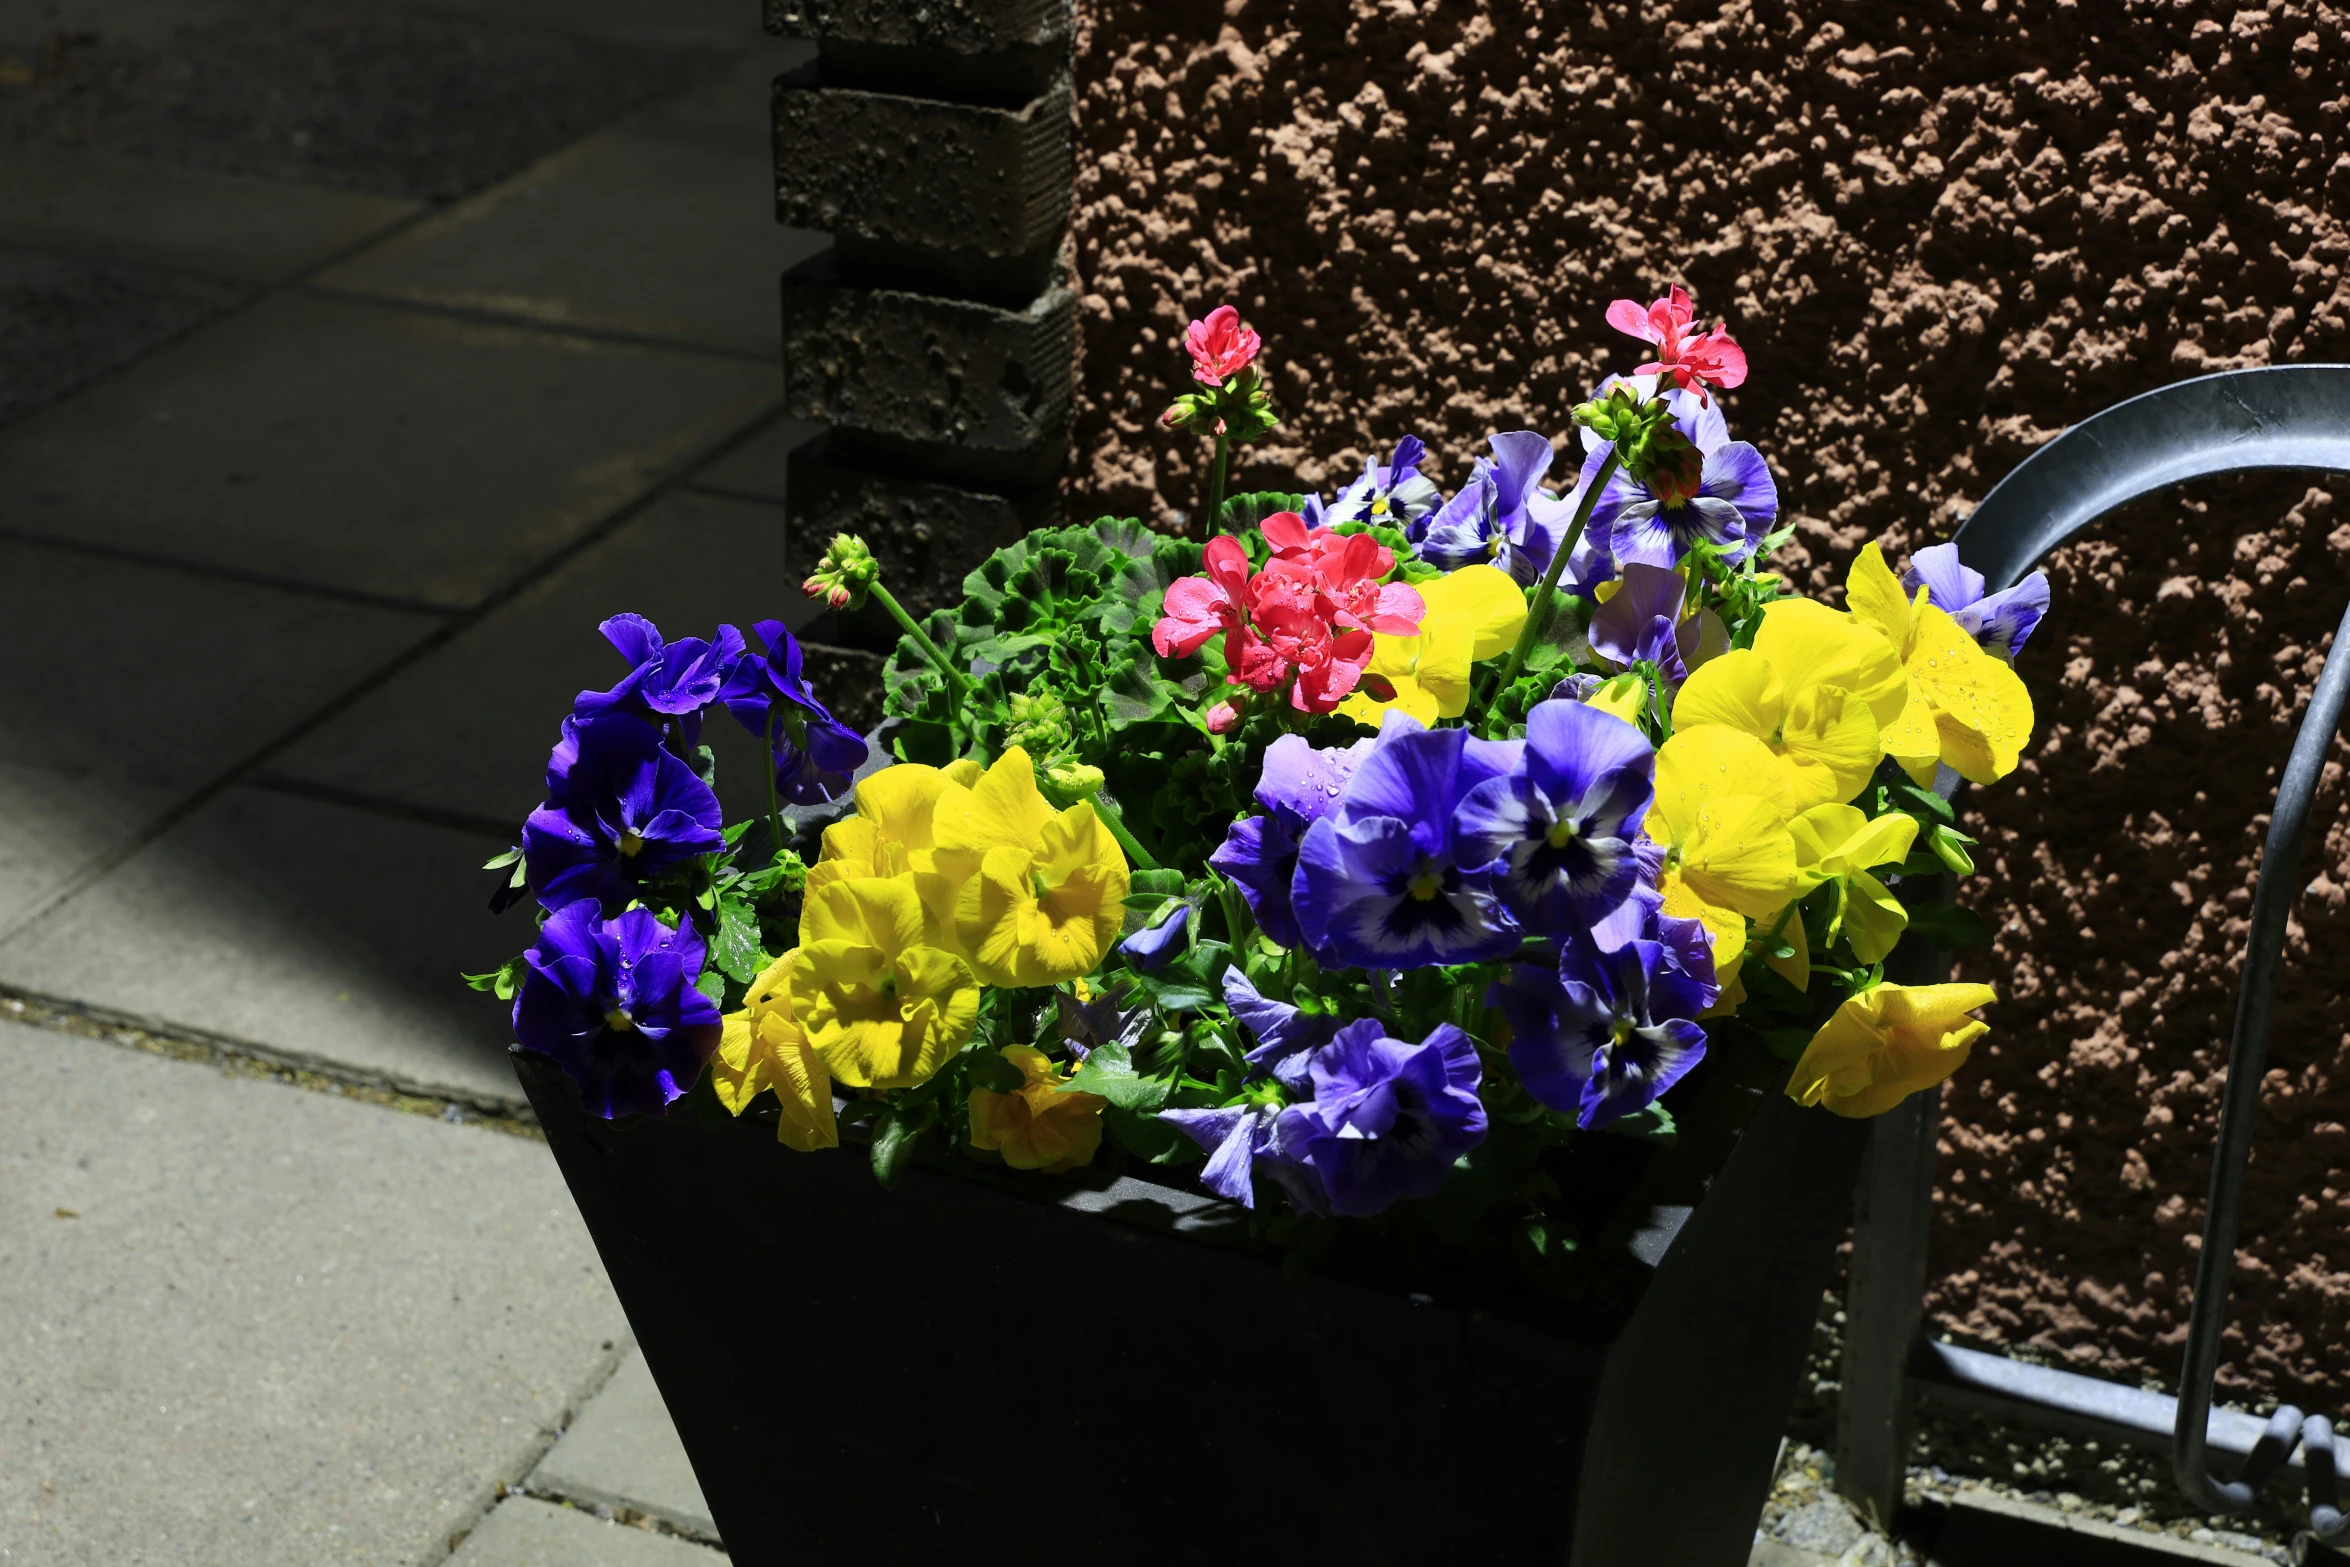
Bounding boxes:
816 817 884 874
968 1045 1105 1172
1844 542 1914 656
1906 605 2034 784
1760 904 1810 991
1788 803 1918 875
1653 724 1797 832
1680 792 1806 919
1702 946 1748 1017
1662 869 1748 965
1418 563 1528 661
1585 672 1649 727
767 1027 838 1152
1786 980 1995 1118
1754 598 1909 728
1841 866 1909 965
1773 684 1882 809
931 747 1055 881
798 875 925 957
1672 648 1784 738
710 1013 767 1114
853 764 955 869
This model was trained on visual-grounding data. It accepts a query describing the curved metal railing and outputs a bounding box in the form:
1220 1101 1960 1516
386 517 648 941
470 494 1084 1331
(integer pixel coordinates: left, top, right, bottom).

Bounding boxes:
1949 364 2350 1537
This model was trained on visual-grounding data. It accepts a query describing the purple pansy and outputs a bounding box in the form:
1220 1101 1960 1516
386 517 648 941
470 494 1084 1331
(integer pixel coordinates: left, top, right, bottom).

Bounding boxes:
1158 1101 1328 1213
1273 1019 1488 1217
1586 880 1715 990
572 614 744 751
523 713 725 912
1904 544 2050 663
1292 714 1522 969
719 618 869 805
1409 431 1568 583
1324 435 1443 530
1576 376 1776 569
512 902 722 1119
1455 699 1655 933
1118 900 1194 971
1208 734 1372 950
1221 968 1341 1091
1487 931 1710 1130
1586 563 1729 684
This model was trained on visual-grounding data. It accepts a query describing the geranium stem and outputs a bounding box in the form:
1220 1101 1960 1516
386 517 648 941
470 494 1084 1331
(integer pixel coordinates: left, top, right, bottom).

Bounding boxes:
870 582 972 702
1475 447 1622 725
1207 430 1230 529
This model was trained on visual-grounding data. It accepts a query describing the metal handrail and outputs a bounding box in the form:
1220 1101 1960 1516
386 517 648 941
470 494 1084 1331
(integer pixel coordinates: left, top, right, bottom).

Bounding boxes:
1835 365 2350 1538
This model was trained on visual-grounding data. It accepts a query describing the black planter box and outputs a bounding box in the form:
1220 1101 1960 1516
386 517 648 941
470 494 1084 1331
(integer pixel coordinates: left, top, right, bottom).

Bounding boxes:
516 1026 1868 1566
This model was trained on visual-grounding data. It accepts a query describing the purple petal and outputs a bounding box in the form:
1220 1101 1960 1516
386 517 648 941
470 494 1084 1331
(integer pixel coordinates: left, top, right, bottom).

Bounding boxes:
1904 543 1984 614
1253 734 1371 826
599 613 664 666
1588 563 1688 667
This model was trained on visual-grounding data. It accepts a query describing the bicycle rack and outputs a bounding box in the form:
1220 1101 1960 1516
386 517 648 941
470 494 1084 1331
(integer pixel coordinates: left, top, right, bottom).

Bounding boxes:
1833 365 2350 1544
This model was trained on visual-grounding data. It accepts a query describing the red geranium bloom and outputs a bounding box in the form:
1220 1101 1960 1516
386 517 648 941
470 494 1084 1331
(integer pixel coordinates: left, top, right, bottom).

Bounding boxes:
1185 305 1262 386
1604 285 1748 402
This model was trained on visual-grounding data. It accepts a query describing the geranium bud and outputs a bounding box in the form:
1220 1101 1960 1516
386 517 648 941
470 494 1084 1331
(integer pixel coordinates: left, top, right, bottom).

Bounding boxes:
802 532 879 612
1641 428 1705 505
1204 700 1241 734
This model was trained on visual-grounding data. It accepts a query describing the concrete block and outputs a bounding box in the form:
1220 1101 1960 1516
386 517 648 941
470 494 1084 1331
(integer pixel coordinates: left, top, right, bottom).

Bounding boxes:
275 489 825 833
772 71 1071 258
781 258 1073 457
0 146 420 282
530 1350 715 1541
784 432 1052 636
0 291 778 610
0 538 435 935
0 1019 630 1564
452 1498 725 1565
320 52 822 357
0 787 531 1110
766 0 1072 52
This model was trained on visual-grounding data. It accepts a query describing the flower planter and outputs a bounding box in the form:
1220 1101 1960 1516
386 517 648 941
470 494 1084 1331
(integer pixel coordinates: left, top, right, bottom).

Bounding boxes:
515 1029 1868 1566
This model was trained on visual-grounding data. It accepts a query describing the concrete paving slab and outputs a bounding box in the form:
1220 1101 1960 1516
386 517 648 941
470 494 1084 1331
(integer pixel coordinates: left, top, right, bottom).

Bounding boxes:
452 1498 725 1566
320 52 819 356
0 145 420 281
0 1019 630 1565
688 414 819 504
0 245 246 426
0 537 436 933
529 1348 715 1542
0 6 724 202
0 786 529 1108
0 290 780 609
274 488 826 832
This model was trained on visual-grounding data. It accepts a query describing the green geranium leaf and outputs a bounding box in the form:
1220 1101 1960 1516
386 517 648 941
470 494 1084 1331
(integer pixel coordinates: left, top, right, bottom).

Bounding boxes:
1215 491 1306 535
710 894 765 984
870 1106 926 1189
1606 1101 1678 1143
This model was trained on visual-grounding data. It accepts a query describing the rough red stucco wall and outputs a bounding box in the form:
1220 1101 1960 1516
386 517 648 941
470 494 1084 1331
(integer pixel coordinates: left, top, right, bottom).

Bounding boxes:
1069 0 2350 1407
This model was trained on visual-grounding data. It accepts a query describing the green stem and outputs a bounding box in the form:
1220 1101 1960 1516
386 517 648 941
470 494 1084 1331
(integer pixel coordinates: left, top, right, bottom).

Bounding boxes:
763 708 785 857
1088 790 1160 871
1473 446 1623 725
1207 429 1230 529
870 582 972 702
1215 873 1249 950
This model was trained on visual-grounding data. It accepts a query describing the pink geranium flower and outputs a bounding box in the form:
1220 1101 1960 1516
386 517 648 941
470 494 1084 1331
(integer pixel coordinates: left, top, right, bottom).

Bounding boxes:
1152 534 1253 657
1604 285 1748 402
1185 305 1262 386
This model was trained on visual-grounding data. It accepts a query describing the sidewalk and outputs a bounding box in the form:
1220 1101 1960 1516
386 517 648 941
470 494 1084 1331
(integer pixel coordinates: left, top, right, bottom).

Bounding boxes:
0 0 821 1558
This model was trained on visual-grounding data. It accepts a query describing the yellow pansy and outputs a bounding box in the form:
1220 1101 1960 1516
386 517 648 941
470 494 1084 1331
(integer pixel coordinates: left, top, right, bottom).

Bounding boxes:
1337 564 1527 726
1645 725 1806 965
712 950 838 1152
968 1044 1106 1173
788 877 980 1089
1672 598 1907 809
1758 806 1922 988
1846 544 2034 787
805 760 985 936
1786 981 1996 1118
1584 672 1649 726
932 748 1130 987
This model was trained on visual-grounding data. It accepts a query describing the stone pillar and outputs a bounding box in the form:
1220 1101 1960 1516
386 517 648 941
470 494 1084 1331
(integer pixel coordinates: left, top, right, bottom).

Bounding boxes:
768 0 1074 651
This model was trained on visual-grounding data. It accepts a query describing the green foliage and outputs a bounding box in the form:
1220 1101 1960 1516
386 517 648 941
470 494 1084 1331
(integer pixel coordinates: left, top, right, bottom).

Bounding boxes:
1904 901 1993 950
1215 491 1305 535
460 955 528 1002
